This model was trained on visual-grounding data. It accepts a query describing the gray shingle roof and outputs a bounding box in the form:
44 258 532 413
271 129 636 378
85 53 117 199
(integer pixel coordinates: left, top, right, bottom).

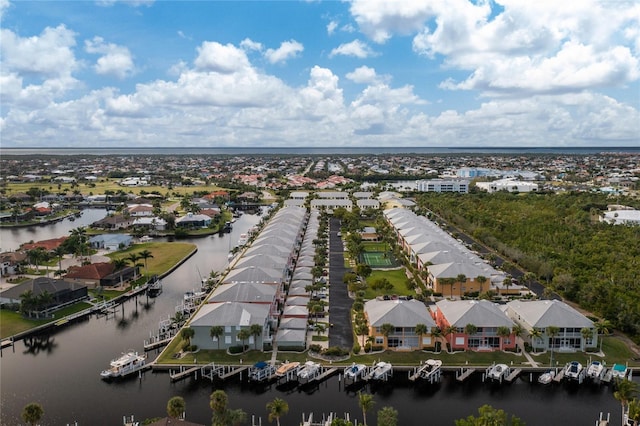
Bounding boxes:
365 299 435 327
506 300 594 328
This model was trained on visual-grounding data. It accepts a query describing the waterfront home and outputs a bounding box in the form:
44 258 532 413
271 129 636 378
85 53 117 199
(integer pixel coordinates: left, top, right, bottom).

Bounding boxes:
125 203 154 217
310 198 353 212
207 282 281 321
504 300 597 352
64 262 138 289
89 234 133 251
0 251 27 277
132 216 167 231
0 277 88 312
175 213 212 229
188 302 272 351
432 300 517 352
91 214 134 230
364 298 437 350
21 237 68 253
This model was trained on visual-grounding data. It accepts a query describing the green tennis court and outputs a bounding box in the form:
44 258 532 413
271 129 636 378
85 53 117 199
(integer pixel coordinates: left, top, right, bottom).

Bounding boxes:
361 251 394 267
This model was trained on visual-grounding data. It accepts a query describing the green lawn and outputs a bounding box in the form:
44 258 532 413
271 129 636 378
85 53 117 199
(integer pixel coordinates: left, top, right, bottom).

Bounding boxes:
0 302 92 338
107 242 196 277
363 269 415 299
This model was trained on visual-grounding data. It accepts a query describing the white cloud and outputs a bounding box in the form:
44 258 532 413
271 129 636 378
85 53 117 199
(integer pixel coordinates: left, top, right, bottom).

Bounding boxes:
327 20 338 35
264 40 304 64
0 0 10 20
0 25 78 78
194 41 251 73
240 38 263 51
329 39 376 58
85 36 136 79
346 66 378 84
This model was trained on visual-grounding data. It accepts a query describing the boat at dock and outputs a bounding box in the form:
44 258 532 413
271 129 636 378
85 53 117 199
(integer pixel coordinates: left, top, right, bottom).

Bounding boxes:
564 361 583 381
538 370 555 385
249 361 276 382
586 361 605 380
100 351 147 379
146 275 162 297
297 361 321 383
276 361 300 377
486 364 510 382
343 363 366 381
417 359 442 380
611 363 629 380
371 361 392 380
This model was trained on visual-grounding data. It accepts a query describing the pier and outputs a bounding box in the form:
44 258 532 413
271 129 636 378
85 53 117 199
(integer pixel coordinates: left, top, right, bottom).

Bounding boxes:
456 367 477 382
504 368 522 382
169 365 200 382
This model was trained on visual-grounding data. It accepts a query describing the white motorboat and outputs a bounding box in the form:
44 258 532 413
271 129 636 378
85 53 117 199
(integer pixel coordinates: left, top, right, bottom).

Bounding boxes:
564 361 583 380
371 361 392 380
100 351 147 379
586 361 605 380
344 363 367 381
487 363 510 382
538 370 555 385
418 359 443 380
611 363 629 379
237 233 248 246
297 361 320 383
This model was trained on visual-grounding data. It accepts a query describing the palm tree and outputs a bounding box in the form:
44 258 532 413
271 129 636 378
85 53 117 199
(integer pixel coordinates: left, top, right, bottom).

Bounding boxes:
595 319 612 351
456 274 467 299
497 326 511 351
210 390 229 426
166 396 186 419
580 327 594 351
180 327 195 349
476 275 487 295
377 406 398 426
69 226 88 262
138 249 153 277
547 325 560 367
53 246 66 275
502 276 512 296
380 323 394 349
249 324 263 350
21 402 44 426
358 392 375 426
210 325 224 349
237 328 251 351
444 325 457 353
614 379 639 426
112 258 128 271
266 397 289 426
20 290 37 318
529 328 543 353
431 326 443 352
126 252 141 278
415 323 428 349
628 399 640 426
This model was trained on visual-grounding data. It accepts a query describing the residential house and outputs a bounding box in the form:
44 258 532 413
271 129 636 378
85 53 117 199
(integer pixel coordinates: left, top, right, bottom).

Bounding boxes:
0 251 27 277
364 298 437 350
89 234 133 251
432 300 517 352
175 213 212 229
0 277 88 309
504 300 597 352
64 262 138 289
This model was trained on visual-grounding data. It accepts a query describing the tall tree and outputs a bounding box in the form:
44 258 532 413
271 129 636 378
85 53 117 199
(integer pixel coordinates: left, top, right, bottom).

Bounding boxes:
580 327 594 351
415 323 428 349
266 397 289 426
138 249 153 277
455 404 524 426
249 324 263 350
614 379 639 426
358 392 375 426
456 274 467 299
380 323 395 349
529 328 542 353
21 402 44 426
237 329 251 351
595 319 612 351
210 326 224 350
166 396 186 419
476 275 487 294
497 326 512 351
547 326 560 367
376 406 398 426
180 327 195 348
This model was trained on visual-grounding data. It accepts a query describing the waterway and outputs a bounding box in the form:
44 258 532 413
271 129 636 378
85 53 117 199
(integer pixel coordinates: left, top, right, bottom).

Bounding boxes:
0 210 634 425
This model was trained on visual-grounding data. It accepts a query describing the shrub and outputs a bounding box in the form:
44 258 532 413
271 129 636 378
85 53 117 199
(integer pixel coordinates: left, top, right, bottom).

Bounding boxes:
352 343 361 354
372 345 384 352
323 346 349 357
228 345 244 354
364 343 372 353
309 344 323 353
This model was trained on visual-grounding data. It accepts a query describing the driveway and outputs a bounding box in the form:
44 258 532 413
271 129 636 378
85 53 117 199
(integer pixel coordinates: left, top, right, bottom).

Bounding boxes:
327 217 354 350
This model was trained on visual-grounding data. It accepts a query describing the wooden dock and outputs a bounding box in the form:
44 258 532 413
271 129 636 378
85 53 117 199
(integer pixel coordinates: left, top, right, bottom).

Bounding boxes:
1 339 14 349
505 368 522 382
553 368 565 382
219 366 249 380
601 368 613 383
456 367 477 382
313 367 338 383
144 336 173 351
170 366 199 382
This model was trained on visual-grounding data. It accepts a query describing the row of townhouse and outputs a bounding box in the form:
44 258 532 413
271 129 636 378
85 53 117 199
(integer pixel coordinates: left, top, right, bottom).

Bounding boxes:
188 206 319 351
363 298 597 352
384 208 525 297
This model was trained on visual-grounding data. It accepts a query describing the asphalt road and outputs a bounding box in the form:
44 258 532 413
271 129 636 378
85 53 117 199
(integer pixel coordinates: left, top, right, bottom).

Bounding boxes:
327 217 354 350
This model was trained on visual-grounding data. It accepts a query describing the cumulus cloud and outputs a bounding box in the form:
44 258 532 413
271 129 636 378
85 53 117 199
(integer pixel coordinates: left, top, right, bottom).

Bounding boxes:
194 41 251 73
350 0 640 97
346 66 386 84
85 36 136 79
329 39 376 58
0 0 10 19
240 38 263 51
264 40 304 64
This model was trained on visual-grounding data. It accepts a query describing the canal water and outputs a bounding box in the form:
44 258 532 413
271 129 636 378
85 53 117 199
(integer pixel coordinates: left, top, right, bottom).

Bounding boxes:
0 211 633 425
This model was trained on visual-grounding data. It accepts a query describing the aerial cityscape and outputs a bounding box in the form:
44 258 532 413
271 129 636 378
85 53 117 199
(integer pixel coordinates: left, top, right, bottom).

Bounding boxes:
1 0 640 425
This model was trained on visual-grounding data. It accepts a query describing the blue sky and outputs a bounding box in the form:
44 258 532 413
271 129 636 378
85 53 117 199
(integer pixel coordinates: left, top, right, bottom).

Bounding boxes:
1 0 639 148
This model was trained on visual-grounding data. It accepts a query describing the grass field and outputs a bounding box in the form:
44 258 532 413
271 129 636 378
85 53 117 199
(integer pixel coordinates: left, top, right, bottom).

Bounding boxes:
363 269 414 299
106 242 197 277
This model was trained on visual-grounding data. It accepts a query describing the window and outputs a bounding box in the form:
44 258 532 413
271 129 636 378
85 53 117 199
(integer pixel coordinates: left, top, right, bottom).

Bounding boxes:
375 337 384 345
225 326 231 333
225 336 231 344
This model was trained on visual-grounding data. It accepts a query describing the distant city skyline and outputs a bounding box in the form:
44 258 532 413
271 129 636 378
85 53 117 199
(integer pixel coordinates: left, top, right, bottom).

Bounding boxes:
1 0 639 148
